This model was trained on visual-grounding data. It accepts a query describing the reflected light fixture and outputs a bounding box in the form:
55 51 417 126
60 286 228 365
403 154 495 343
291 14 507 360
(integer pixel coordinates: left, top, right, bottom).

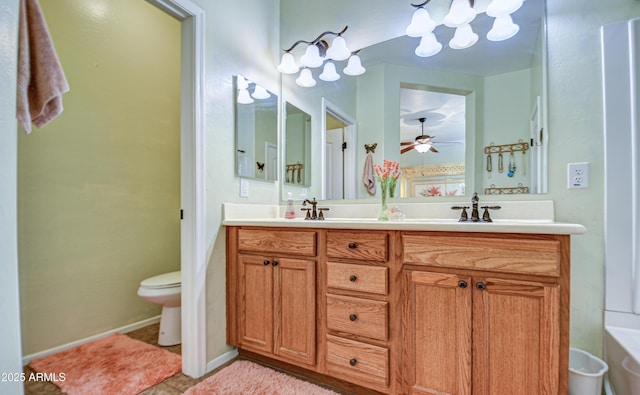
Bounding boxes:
406 0 523 57
236 75 271 104
278 26 366 87
415 142 433 153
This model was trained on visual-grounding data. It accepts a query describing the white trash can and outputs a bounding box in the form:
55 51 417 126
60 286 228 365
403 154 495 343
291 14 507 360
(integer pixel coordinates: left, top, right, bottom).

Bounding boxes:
569 347 609 395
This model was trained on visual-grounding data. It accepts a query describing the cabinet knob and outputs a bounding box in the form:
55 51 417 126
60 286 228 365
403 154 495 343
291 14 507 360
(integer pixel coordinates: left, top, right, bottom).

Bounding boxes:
349 358 357 366
349 314 357 321
272 260 279 266
263 260 270 266
348 242 357 250
349 275 357 282
458 280 468 289
476 282 486 290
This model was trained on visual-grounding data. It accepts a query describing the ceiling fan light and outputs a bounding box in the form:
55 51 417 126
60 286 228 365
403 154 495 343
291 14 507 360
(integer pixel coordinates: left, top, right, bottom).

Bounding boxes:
237 88 254 104
406 7 436 37
296 68 317 87
415 143 432 153
444 0 476 28
486 0 523 17
343 54 366 76
326 36 351 61
251 84 270 100
236 75 249 89
449 24 478 49
415 33 442 57
299 44 324 68
277 52 300 74
487 14 519 41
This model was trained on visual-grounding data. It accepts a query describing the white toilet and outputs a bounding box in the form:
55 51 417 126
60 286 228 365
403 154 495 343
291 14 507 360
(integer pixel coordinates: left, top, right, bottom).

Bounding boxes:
137 270 181 346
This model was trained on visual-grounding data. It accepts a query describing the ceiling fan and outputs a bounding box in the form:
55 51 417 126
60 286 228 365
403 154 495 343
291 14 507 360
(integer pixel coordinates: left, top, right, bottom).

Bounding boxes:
400 117 439 154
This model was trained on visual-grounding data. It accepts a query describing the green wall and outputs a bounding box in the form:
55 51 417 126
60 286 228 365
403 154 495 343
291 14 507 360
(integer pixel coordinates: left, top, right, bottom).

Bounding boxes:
18 0 181 355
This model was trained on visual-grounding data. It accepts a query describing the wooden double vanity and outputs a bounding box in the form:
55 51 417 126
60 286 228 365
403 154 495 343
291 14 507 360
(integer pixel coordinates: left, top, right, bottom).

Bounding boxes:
225 204 583 394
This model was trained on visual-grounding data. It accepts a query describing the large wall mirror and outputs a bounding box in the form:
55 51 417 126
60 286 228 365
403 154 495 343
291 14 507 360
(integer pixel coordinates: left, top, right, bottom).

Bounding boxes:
234 75 278 182
279 0 548 201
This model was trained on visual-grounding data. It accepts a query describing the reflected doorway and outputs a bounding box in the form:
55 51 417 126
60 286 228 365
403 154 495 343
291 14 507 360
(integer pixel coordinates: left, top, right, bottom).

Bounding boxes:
325 114 346 200
322 98 357 200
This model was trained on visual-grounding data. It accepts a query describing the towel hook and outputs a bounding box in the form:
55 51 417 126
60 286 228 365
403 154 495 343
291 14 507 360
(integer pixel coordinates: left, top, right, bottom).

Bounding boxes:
364 143 377 153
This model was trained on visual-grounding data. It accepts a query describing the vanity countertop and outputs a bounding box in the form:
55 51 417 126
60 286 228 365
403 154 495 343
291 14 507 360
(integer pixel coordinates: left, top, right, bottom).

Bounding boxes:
222 202 586 235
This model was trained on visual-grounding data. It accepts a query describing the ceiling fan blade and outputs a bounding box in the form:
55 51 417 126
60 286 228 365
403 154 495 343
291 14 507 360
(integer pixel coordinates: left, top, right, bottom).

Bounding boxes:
400 141 415 146
430 146 439 153
401 144 417 154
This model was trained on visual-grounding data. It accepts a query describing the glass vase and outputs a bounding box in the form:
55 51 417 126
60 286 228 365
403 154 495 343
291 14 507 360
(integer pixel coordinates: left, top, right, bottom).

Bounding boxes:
378 182 389 221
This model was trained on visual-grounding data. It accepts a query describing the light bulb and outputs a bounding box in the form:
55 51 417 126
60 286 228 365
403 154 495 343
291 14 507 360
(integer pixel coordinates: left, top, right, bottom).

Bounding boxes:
251 85 270 100
405 7 436 37
299 44 324 68
486 0 523 17
296 68 317 87
326 36 351 61
415 33 442 57
487 14 519 41
444 0 476 28
449 24 478 49
277 52 299 74
319 62 341 81
343 54 366 76
237 88 254 104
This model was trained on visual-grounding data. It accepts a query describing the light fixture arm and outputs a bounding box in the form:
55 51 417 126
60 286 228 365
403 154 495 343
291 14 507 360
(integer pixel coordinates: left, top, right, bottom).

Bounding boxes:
411 0 474 8
282 26 349 53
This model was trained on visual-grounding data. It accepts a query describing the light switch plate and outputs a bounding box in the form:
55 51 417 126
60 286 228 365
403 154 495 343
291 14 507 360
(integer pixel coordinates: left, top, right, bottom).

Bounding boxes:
567 162 589 189
240 178 249 197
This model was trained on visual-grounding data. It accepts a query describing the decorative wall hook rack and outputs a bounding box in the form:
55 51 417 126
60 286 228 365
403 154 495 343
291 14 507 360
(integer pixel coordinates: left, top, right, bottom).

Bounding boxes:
484 139 530 155
484 183 529 195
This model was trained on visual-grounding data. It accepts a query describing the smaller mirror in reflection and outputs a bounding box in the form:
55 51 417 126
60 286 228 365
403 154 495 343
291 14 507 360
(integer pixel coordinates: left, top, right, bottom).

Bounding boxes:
235 75 278 181
400 86 466 198
284 102 311 186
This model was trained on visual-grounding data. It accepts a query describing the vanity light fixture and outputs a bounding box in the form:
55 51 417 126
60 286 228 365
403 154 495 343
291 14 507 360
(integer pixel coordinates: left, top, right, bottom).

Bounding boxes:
236 74 271 104
406 0 522 58
278 26 366 88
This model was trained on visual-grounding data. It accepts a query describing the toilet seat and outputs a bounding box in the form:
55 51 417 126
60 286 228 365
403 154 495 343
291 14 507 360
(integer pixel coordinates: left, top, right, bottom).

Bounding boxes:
140 271 181 289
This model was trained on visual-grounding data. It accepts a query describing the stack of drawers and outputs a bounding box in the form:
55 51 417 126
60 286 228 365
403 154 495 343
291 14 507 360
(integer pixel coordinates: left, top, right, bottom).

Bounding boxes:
324 230 390 392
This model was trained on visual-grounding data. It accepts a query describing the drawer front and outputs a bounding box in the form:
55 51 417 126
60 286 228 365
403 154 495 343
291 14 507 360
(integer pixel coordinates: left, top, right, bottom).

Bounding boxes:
238 229 316 257
327 262 388 295
326 334 389 389
326 231 388 262
327 294 388 341
402 234 561 277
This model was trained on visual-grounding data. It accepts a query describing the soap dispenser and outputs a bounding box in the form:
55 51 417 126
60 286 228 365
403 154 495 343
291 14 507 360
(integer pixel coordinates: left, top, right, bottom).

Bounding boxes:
285 192 296 219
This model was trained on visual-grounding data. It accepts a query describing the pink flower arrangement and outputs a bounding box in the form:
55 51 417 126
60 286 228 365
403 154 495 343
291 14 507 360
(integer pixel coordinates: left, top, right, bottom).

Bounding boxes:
374 159 401 197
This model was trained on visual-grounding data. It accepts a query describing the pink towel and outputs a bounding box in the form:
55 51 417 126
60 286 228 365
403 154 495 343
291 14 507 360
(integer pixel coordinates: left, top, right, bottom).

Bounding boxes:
16 0 70 133
363 153 377 195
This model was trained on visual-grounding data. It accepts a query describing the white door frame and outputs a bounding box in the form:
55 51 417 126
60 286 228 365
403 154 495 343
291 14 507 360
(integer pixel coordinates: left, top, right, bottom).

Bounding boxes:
145 0 206 378
321 98 357 200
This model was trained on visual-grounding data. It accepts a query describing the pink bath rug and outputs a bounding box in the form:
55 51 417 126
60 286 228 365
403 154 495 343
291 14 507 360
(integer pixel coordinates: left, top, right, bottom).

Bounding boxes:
184 360 340 395
29 332 181 395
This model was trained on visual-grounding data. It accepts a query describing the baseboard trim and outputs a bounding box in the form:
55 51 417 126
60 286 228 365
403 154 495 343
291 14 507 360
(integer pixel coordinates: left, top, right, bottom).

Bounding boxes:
21 316 161 365
205 348 238 374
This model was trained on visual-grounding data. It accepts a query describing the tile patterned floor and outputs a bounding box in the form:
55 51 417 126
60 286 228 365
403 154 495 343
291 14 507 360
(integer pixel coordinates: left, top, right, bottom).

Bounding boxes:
23 323 220 395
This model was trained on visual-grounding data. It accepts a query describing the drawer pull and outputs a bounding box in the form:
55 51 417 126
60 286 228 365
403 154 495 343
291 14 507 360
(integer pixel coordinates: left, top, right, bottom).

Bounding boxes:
349 314 357 321
348 242 357 250
263 260 270 266
272 260 279 267
458 280 468 289
349 274 357 282
476 282 486 290
349 358 357 366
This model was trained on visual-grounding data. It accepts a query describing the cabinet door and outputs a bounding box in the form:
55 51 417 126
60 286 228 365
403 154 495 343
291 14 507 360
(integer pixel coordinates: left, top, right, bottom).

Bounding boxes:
273 257 316 366
238 255 273 354
472 278 559 395
403 270 472 395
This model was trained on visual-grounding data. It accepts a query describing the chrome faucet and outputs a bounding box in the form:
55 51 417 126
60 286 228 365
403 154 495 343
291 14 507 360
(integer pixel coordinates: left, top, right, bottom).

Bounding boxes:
302 198 319 220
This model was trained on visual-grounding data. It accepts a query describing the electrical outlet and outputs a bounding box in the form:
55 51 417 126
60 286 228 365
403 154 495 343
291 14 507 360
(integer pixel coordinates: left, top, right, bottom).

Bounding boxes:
567 162 589 189
240 178 249 197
